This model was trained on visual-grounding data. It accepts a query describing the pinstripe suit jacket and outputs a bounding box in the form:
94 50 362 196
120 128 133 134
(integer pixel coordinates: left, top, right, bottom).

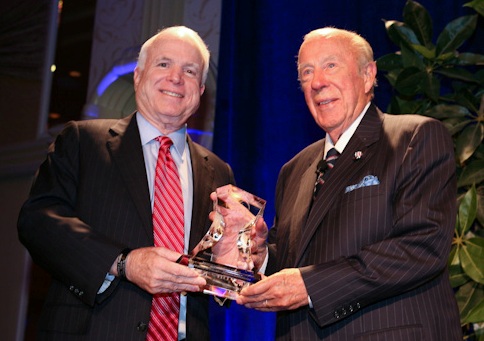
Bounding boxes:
18 113 235 340
267 104 462 340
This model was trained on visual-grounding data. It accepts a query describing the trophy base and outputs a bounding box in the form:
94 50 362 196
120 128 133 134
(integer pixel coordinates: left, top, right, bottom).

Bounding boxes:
177 254 261 300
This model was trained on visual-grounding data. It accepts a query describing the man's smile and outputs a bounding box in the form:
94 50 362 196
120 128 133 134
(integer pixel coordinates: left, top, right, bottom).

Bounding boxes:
161 90 183 98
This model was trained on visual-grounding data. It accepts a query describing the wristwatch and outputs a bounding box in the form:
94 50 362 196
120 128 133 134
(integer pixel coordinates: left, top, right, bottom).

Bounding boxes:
116 248 132 280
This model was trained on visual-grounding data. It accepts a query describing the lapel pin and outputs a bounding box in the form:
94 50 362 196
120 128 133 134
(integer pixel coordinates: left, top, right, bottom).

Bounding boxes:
354 151 363 160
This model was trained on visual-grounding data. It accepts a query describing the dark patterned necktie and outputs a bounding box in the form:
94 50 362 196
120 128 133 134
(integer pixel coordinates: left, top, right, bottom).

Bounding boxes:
313 148 340 199
147 136 184 341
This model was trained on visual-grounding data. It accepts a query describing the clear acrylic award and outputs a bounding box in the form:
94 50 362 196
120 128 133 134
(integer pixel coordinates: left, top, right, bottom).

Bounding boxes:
177 185 266 302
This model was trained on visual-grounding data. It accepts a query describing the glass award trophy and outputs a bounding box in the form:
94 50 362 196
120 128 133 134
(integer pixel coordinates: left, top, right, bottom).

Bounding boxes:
177 185 266 302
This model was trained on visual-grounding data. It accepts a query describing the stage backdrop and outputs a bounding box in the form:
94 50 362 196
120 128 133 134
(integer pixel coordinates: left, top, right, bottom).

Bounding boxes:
210 0 480 340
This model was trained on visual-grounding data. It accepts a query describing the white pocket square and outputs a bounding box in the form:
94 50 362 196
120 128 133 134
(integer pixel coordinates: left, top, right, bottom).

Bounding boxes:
345 175 380 193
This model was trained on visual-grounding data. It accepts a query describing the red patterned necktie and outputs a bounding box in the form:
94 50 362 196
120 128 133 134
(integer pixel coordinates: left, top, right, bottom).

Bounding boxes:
147 136 184 341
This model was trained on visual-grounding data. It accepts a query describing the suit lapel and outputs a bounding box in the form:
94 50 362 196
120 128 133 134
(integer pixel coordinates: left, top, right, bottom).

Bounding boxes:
107 114 153 240
289 142 324 258
187 138 214 251
295 104 383 266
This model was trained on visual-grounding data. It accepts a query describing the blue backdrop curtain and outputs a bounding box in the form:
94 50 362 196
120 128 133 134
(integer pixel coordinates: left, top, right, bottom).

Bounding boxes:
209 1 480 340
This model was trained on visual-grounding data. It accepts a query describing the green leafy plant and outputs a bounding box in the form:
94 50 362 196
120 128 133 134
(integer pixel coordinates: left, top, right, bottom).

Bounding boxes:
376 1 484 339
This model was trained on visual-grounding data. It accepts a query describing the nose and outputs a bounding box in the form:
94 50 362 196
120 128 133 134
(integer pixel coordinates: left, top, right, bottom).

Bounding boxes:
311 68 329 91
167 66 183 84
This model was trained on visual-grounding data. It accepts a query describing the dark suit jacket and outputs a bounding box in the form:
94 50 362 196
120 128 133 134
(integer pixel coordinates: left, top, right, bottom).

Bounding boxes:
18 113 235 340
267 104 462 340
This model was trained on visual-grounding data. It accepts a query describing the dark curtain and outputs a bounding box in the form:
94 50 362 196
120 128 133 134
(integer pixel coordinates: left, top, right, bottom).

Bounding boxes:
210 1 478 340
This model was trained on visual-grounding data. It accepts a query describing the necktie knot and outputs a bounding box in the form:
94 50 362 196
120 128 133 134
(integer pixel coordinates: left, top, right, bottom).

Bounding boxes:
325 148 339 167
325 148 340 172
156 136 173 153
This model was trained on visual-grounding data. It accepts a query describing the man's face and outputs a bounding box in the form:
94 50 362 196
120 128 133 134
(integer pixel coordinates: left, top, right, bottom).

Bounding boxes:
298 36 375 142
134 35 205 132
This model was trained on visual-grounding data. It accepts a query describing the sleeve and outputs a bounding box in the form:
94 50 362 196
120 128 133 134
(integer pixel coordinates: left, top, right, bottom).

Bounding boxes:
17 122 125 306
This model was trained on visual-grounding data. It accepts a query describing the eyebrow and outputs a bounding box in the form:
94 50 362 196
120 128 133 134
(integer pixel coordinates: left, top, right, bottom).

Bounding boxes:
298 55 340 70
298 62 312 71
153 56 201 70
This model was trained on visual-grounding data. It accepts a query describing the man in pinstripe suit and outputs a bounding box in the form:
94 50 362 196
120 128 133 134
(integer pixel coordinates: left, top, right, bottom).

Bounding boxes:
18 26 234 340
237 27 462 340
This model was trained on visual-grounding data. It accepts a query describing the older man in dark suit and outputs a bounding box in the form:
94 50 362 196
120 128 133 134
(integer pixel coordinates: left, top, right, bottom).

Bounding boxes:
237 27 462 340
18 26 234 340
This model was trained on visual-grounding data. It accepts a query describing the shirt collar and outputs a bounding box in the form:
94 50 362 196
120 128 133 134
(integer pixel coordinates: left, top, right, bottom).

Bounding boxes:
136 112 187 155
325 102 371 158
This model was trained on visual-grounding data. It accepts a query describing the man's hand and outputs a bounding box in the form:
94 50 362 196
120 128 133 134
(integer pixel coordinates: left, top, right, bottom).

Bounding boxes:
249 217 268 271
209 188 269 271
236 268 308 312
116 247 206 294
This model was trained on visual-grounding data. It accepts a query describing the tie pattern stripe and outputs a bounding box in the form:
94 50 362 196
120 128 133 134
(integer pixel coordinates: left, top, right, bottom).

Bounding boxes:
313 148 340 199
147 136 184 341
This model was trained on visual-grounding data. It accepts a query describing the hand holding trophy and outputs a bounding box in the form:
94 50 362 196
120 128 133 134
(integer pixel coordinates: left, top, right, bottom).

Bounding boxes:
177 185 266 303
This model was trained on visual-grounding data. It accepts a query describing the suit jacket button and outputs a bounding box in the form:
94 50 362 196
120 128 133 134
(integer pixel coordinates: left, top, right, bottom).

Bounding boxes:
137 322 148 332
333 311 340 319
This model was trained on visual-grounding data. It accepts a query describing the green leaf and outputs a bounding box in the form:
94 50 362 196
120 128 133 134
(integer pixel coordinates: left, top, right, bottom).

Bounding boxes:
465 298 484 323
460 237 484 284
402 98 430 114
383 72 399 87
422 72 440 101
456 123 484 164
387 21 421 50
388 96 401 114
450 265 471 288
458 160 484 187
477 191 484 228
457 52 484 66
454 89 480 113
475 142 484 159
449 243 460 266
479 92 484 120
464 0 484 17
384 20 406 47
436 15 478 56
449 245 471 287
376 53 403 72
394 67 425 96
458 185 478 235
443 117 470 136
476 70 484 86
455 281 484 323
476 328 484 341
403 0 433 48
436 51 457 63
425 104 470 119
400 43 426 69
411 44 435 59
434 67 479 83
389 96 426 114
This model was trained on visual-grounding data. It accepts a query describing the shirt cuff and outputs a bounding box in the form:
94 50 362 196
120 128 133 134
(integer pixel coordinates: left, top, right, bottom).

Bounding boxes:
97 273 115 294
308 295 313 308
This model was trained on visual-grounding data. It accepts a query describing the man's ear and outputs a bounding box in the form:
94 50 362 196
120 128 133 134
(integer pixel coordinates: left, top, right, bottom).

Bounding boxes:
364 61 377 94
133 67 140 90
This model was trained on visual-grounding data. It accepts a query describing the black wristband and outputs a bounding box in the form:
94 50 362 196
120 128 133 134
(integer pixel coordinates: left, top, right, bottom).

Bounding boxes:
117 248 132 280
